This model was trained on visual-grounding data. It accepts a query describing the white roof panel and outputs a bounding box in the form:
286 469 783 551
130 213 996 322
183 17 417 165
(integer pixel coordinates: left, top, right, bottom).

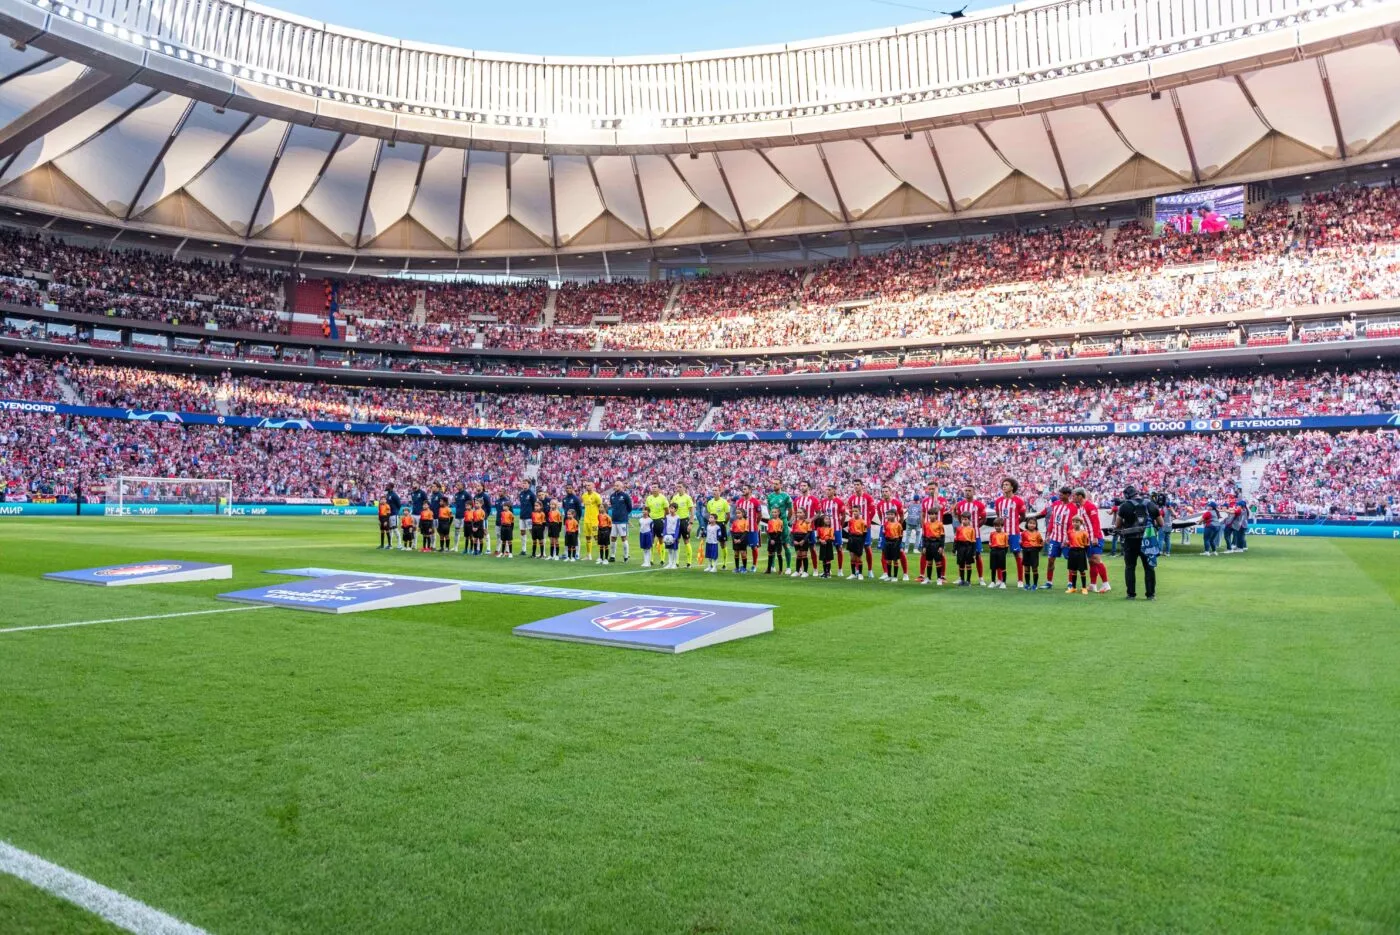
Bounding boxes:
0 59 85 138
409 147 466 248
641 155 700 232
185 116 283 235
591 155 647 236
1044 106 1132 194
1176 78 1267 177
131 102 249 216
715 149 796 227
1 82 148 186
508 152 555 243
252 123 340 234
982 114 1065 197
462 150 508 244
1322 43 1400 153
0 43 51 82
867 134 949 206
762 145 840 217
360 141 424 244
1102 94 1192 178
55 92 187 216
1242 61 1336 155
551 155 604 244
302 134 379 244
821 140 899 217
929 124 1009 207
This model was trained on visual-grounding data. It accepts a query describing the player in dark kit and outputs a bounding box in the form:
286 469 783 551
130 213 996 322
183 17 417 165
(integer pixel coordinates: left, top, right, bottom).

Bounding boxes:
435 502 452 552
847 515 869 580
530 506 547 557
880 511 908 581
418 504 435 552
547 501 564 560
791 512 813 578
1020 518 1044 590
919 511 946 585
765 516 786 574
377 496 392 549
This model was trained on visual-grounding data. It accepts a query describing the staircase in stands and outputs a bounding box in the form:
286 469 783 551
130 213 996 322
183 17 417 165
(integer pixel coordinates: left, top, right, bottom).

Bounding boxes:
287 279 332 338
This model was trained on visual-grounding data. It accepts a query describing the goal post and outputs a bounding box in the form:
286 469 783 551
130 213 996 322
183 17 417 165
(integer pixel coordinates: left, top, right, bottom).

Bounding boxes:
113 476 234 516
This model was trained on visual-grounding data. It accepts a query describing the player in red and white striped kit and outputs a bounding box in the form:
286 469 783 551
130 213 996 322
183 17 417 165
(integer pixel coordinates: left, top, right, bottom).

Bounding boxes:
954 485 989 586
733 486 763 568
991 476 1028 587
1073 487 1112 593
875 486 906 580
794 481 820 573
819 485 848 575
1039 486 1080 591
846 481 878 578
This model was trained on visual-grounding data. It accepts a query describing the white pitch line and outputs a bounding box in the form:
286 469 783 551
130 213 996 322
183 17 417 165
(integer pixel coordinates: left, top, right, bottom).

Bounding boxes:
0 840 210 935
0 606 270 635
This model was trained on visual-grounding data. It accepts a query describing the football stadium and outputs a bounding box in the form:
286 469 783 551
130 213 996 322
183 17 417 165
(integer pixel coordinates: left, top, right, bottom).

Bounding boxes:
1 0 1399 929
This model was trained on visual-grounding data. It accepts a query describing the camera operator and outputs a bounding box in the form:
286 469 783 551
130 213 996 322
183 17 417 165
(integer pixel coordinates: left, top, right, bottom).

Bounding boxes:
1114 485 1162 600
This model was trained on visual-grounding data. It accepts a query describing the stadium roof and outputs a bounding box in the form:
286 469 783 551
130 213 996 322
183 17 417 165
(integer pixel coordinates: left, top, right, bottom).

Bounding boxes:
0 0 1396 267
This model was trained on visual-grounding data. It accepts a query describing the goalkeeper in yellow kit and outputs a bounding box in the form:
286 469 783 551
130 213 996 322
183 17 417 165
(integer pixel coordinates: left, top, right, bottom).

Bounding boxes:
580 481 604 560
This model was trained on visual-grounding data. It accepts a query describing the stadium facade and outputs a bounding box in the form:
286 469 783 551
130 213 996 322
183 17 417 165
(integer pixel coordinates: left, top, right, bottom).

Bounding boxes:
0 0 1395 275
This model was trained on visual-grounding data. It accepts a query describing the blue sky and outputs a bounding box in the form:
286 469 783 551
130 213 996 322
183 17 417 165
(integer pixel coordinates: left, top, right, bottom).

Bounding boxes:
271 0 1000 57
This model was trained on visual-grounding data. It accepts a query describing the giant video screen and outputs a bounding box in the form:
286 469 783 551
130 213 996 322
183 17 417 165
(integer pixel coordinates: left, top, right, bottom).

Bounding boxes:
1153 185 1245 235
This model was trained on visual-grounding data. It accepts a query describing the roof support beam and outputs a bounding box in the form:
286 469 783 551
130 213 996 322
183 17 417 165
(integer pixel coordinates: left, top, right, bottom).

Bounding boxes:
1095 102 1137 153
1315 58 1348 159
242 120 291 235
546 155 560 249
1232 75 1273 131
627 156 655 242
455 149 470 252
923 130 957 212
352 139 384 248
1041 114 1073 200
815 143 853 223
0 67 130 162
126 98 195 221
710 152 748 234
1169 89 1202 184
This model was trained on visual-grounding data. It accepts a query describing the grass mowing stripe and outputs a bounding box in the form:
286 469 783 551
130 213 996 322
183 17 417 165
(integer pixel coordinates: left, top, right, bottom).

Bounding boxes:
0 606 271 634
0 841 210 935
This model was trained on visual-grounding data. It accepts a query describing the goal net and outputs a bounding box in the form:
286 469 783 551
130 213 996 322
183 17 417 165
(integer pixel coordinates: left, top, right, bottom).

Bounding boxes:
113 476 234 516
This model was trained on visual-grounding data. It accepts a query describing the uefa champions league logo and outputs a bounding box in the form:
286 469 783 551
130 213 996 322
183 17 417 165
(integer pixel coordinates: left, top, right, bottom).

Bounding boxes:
94 563 182 577
333 579 396 592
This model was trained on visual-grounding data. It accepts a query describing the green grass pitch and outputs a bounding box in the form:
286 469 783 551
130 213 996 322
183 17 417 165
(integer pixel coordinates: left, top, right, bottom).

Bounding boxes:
1 517 1397 934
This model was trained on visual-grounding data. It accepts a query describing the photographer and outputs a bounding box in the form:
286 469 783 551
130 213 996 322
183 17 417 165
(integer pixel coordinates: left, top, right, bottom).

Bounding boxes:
1114 485 1162 601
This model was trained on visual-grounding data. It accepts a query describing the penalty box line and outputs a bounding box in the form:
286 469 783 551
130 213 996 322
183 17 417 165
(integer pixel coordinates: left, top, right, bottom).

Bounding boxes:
0 839 211 935
0 606 271 635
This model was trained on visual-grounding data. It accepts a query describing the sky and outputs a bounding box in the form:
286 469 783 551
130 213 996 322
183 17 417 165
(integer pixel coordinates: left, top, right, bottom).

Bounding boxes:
270 0 1002 57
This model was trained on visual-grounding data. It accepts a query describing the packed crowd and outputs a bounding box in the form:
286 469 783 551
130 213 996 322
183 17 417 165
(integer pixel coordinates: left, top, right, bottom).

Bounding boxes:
14 354 1400 431
1253 431 1400 517
0 230 284 331
3 402 1394 518
598 396 711 432
555 279 670 326
2 182 1400 355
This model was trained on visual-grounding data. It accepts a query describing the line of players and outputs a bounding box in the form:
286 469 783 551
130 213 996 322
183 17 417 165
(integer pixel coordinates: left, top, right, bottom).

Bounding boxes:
686 477 1111 591
371 476 1115 592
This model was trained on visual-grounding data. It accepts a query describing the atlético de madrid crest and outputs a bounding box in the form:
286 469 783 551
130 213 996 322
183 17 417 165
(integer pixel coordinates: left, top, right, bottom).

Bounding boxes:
592 605 715 632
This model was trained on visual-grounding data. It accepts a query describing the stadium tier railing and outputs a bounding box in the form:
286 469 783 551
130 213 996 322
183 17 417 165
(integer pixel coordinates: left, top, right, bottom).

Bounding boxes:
7 0 1367 146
